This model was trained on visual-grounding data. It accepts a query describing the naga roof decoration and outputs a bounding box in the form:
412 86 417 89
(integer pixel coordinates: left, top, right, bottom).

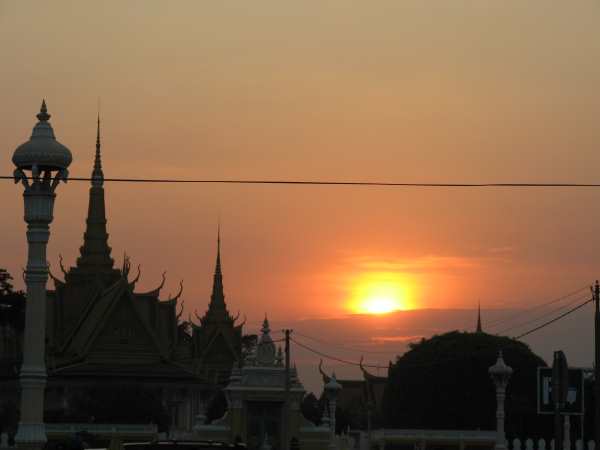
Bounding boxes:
137 271 166 297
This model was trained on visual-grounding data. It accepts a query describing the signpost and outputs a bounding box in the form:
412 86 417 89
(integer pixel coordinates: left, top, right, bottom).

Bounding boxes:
537 367 585 416
554 352 568 450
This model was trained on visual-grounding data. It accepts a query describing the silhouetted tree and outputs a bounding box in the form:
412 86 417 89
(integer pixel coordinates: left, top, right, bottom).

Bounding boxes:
300 392 322 425
0 269 14 295
384 331 557 439
0 269 25 331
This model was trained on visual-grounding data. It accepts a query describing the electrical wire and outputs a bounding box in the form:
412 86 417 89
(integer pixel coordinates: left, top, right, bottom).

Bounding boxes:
5 175 600 188
293 330 397 355
496 292 592 335
486 285 589 329
290 337 389 370
513 298 593 340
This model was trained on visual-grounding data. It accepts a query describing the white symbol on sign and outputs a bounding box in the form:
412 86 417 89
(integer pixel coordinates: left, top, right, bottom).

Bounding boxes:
542 376 577 406
566 388 577 404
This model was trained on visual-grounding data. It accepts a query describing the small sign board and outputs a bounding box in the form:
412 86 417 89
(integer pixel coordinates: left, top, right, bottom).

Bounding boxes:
537 367 584 415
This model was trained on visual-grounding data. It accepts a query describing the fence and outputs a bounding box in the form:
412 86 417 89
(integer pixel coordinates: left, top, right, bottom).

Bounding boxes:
509 438 596 450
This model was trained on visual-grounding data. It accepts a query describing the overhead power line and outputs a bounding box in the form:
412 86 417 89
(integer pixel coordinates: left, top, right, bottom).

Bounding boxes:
290 337 389 370
5 175 600 188
293 330 396 355
486 285 589 329
513 298 593 340
497 292 591 335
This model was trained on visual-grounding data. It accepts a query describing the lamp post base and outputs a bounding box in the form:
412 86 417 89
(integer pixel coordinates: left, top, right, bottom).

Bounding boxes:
15 423 46 450
494 440 508 450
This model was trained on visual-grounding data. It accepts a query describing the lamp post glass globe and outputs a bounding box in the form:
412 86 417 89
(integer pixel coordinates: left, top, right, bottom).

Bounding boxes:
489 351 513 390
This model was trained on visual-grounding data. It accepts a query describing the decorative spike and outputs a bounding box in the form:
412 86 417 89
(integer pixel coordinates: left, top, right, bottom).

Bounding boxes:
48 265 65 285
236 314 247 328
37 99 50 122
175 297 185 321
128 264 141 288
137 271 166 297
170 280 184 302
58 254 68 277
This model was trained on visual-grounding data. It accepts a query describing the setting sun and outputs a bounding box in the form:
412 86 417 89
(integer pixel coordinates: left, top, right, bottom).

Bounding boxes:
348 272 413 315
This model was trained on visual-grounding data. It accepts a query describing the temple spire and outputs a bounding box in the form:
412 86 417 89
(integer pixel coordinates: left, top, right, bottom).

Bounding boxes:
92 114 104 187
210 225 226 310
216 223 222 275
75 115 114 273
476 301 483 333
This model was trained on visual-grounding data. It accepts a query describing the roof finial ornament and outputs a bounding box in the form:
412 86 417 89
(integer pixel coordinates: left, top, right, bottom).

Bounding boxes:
37 99 50 122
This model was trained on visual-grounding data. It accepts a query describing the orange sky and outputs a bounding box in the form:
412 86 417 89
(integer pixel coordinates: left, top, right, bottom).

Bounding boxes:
1 1 600 391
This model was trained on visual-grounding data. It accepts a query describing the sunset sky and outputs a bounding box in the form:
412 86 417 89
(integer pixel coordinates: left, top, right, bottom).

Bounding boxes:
1 1 599 392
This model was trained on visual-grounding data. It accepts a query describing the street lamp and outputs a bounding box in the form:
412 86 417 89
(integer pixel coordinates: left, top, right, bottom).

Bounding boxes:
489 351 513 450
324 373 342 450
12 101 72 450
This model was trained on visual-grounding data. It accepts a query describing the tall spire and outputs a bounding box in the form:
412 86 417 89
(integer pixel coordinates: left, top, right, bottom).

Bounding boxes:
209 225 226 311
92 114 104 187
75 114 114 273
216 223 222 276
476 301 483 333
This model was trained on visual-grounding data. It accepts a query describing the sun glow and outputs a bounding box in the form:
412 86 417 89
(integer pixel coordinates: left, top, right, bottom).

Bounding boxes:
348 272 413 315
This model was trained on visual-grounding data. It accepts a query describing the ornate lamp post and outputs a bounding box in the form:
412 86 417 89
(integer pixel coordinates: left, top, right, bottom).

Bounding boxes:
489 351 513 450
12 101 72 450
324 373 342 450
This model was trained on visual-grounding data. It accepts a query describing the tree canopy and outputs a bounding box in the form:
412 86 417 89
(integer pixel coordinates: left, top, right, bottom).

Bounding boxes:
0 269 25 331
383 331 554 439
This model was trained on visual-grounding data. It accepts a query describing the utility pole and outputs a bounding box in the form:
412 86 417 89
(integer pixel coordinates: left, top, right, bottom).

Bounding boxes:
283 329 293 450
594 281 600 444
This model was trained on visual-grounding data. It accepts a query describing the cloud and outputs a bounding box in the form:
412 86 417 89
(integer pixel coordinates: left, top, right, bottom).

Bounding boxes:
369 335 424 343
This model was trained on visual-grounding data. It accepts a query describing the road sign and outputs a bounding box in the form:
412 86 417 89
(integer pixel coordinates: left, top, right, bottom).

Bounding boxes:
537 367 584 415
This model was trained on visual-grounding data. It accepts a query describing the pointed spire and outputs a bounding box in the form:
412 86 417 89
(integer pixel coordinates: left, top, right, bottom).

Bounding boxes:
216 222 222 275
208 224 227 313
74 114 115 274
36 99 50 122
92 113 104 187
476 301 483 333
261 314 270 335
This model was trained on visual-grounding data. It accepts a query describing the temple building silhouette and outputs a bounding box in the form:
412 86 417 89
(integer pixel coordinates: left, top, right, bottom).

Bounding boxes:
1 117 244 433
